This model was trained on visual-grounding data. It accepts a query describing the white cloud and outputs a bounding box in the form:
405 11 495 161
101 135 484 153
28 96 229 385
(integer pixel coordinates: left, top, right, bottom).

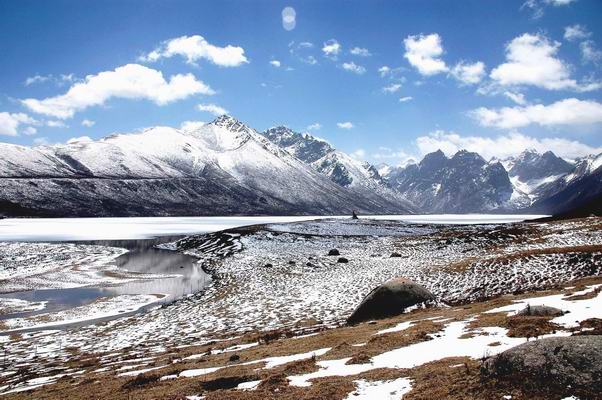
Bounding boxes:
490 33 590 91
33 137 50 146
289 41 317 65
24 75 52 86
140 35 248 67
580 40 602 64
306 123 321 131
67 136 93 144
341 62 366 74
337 121 354 129
382 83 402 93
470 98 602 129
378 66 391 77
450 61 486 85
521 0 577 19
414 130 600 160
269 60 281 68
403 33 448 76
564 24 590 42
350 47 371 57
0 112 38 136
197 103 228 116
350 148 366 159
282 6 296 31
399 96 413 102
81 119 95 127
180 120 206 132
22 64 213 119
372 147 417 166
503 91 527 105
46 120 67 128
23 126 37 135
322 39 341 58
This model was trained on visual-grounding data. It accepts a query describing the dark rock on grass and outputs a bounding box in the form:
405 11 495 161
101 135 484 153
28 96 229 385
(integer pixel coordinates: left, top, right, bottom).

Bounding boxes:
328 249 340 256
516 304 564 317
264 263 273 268
229 354 240 362
481 336 602 395
347 278 436 325
390 252 402 257
337 257 349 263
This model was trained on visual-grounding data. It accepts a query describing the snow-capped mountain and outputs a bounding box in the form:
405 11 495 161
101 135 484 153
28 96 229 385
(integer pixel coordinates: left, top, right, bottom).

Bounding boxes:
383 150 513 213
0 116 414 217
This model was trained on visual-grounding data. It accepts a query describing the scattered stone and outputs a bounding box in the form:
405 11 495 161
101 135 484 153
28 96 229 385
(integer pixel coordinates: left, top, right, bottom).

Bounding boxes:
481 336 602 394
347 278 436 325
390 252 402 257
328 249 340 256
337 257 349 263
264 263 273 268
288 260 296 265
229 354 240 362
516 304 564 317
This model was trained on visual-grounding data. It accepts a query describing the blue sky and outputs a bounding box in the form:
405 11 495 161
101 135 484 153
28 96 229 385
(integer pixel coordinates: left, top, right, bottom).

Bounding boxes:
1 0 602 164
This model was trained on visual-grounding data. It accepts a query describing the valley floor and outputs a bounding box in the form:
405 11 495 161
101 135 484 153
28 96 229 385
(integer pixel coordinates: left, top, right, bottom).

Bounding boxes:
0 217 601 398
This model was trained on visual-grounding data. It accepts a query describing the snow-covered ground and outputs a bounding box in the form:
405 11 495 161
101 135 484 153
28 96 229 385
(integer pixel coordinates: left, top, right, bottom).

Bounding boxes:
0 214 545 242
0 217 598 397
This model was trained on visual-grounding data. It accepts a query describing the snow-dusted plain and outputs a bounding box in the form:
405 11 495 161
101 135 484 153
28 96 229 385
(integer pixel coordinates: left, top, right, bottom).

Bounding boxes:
0 216 600 397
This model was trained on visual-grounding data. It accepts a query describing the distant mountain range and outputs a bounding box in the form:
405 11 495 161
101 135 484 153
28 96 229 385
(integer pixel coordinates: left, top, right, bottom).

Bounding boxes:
0 115 600 217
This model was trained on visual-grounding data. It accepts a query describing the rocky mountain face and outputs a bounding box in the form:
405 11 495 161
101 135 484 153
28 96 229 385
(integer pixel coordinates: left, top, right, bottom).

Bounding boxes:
383 150 513 213
0 116 414 217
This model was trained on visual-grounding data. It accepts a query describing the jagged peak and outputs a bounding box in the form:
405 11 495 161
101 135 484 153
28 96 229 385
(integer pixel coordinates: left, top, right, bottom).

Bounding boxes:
209 115 253 134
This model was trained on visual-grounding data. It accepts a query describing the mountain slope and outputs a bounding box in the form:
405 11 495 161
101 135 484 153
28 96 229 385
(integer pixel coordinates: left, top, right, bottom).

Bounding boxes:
383 150 513 213
0 116 414 217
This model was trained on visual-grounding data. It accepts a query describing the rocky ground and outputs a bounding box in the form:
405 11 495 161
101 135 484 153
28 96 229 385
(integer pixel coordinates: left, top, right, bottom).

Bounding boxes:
0 217 601 398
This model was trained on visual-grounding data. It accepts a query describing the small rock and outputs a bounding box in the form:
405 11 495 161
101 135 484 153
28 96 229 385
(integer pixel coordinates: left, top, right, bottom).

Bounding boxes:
328 249 340 256
229 354 240 362
390 252 402 258
288 260 296 265
337 257 349 263
264 263 273 268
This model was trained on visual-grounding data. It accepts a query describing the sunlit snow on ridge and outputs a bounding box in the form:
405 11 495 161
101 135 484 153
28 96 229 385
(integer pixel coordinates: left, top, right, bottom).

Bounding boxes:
0 214 547 242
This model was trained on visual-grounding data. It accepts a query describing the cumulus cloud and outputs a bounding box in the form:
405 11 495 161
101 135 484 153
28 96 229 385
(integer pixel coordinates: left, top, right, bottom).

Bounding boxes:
23 126 37 135
521 0 577 19
46 120 67 128
180 120 206 132
341 62 366 74
22 64 214 119
322 39 341 59
289 41 317 65
414 130 601 160
450 61 486 85
403 33 448 76
382 83 402 93
0 112 38 136
350 47 371 57
580 41 602 64
306 123 321 131
503 91 527 105
337 121 354 129
282 7 296 31
24 75 52 86
378 66 391 77
269 60 281 67
33 137 50 146
24 74 75 87
399 96 413 102
564 24 590 42
197 103 228 116
140 35 248 67
489 33 597 91
470 98 602 129
81 119 95 127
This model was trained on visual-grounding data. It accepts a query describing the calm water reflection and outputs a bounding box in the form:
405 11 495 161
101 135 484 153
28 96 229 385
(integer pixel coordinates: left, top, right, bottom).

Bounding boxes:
0 237 210 323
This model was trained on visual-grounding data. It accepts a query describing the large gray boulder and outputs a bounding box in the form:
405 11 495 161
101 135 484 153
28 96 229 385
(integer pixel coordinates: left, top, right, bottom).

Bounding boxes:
482 336 602 394
346 278 435 325
516 304 564 317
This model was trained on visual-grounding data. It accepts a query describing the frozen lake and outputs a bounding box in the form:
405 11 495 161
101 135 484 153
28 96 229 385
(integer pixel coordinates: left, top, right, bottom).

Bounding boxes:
0 214 547 242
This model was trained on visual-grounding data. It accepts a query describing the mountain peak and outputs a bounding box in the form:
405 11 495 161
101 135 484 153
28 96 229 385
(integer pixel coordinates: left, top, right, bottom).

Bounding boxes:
209 115 252 133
